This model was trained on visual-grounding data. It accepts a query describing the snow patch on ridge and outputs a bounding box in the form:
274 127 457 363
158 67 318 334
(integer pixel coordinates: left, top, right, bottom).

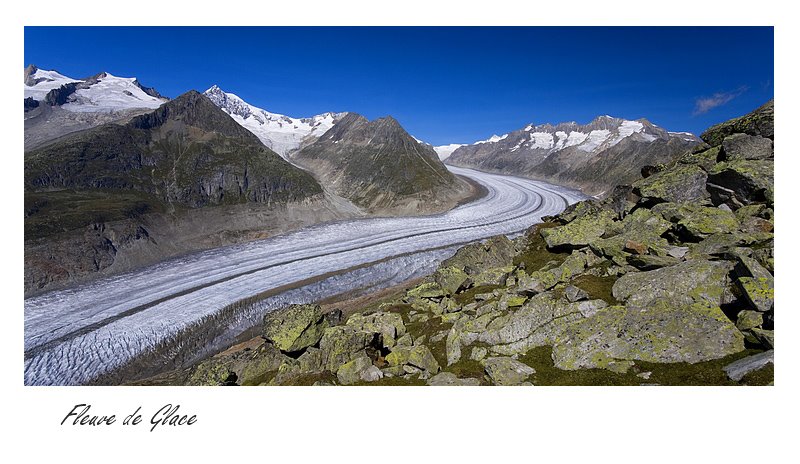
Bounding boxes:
434 143 466 160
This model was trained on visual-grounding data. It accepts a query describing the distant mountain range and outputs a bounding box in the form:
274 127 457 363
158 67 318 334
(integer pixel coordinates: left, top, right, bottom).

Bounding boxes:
444 116 701 196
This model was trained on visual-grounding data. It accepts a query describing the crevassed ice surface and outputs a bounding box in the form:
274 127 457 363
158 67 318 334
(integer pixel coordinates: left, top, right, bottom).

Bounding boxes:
24 167 585 385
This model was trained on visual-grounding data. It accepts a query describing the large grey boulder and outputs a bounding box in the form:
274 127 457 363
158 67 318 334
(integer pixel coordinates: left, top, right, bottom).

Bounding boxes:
633 164 708 203
612 259 735 308
653 203 740 240
262 304 329 353
552 302 745 370
540 209 616 249
721 133 773 161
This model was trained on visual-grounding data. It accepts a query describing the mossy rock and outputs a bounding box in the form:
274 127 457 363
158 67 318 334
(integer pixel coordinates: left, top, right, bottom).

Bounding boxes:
707 159 774 205
386 344 441 374
473 266 515 287
633 164 708 203
737 277 774 312
701 100 774 146
653 202 740 240
736 310 764 331
482 357 536 386
720 133 773 161
262 304 329 353
406 282 447 299
678 146 721 171
552 301 745 370
426 371 481 386
612 259 734 309
441 234 517 275
540 209 615 249
434 266 470 295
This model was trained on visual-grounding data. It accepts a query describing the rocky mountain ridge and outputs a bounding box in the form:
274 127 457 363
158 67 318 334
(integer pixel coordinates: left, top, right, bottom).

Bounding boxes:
446 115 701 197
291 112 473 215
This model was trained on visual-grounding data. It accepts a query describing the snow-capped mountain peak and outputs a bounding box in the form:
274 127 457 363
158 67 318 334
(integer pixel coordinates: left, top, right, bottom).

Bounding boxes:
203 85 349 157
24 65 79 101
23 65 167 113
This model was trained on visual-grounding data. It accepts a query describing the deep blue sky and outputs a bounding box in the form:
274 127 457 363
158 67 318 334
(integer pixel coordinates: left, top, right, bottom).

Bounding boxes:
24 27 773 145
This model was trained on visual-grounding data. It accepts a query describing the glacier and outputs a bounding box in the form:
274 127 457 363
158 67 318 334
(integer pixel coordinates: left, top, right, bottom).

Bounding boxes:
23 167 585 385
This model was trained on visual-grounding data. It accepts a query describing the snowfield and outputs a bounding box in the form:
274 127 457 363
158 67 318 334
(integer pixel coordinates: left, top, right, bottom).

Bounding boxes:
23 167 585 385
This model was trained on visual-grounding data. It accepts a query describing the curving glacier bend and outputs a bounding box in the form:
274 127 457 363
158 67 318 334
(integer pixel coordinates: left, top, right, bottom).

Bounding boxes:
23 167 586 385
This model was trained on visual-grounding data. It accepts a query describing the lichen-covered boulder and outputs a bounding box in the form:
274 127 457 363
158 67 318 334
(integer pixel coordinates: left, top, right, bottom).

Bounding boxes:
440 234 517 275
473 266 515 287
564 285 589 302
187 359 237 386
482 357 536 386
721 133 773 161
445 292 607 364
263 304 329 353
426 372 481 386
540 209 615 249
406 282 446 299
336 353 383 385
701 100 773 146
707 159 774 205
346 312 406 348
626 254 680 271
318 325 376 372
633 164 708 203
612 259 735 308
515 270 559 295
737 277 774 312
679 146 721 171
386 345 441 374
591 208 672 258
653 202 740 240
552 302 745 370
732 255 774 312
688 232 772 258
434 266 470 295
736 310 764 330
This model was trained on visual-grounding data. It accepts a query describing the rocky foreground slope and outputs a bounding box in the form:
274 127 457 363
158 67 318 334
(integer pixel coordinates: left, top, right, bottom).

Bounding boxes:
157 101 773 386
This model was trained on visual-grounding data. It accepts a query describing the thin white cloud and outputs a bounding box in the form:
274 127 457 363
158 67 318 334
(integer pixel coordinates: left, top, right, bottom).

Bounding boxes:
693 86 749 115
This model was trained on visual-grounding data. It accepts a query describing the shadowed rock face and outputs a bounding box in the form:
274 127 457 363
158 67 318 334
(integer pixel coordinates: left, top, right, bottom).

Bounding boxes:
25 91 322 209
292 113 470 214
